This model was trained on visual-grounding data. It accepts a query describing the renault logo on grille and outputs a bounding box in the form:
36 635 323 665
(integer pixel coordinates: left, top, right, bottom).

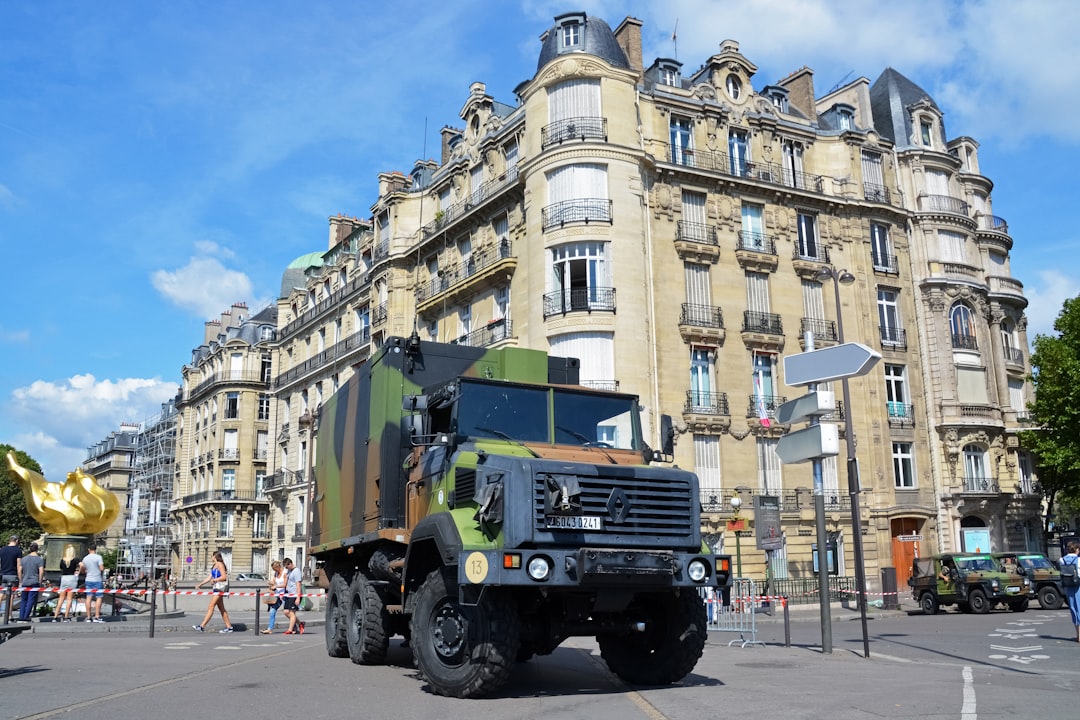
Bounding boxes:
606 488 631 524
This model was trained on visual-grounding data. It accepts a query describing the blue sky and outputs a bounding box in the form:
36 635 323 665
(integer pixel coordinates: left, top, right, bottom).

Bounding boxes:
3 0 1078 479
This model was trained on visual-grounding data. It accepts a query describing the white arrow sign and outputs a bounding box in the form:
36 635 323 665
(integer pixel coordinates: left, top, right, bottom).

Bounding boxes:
776 390 836 425
784 342 882 387
775 424 840 464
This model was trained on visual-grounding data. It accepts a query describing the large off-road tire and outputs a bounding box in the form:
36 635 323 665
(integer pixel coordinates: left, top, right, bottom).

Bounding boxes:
1008 598 1029 613
410 568 519 698
597 590 707 686
346 574 389 665
968 589 990 614
1038 585 1063 610
920 591 939 615
325 573 350 658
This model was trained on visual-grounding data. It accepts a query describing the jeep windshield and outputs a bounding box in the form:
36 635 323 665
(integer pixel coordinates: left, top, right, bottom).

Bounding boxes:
454 379 640 450
955 556 996 572
1017 555 1055 571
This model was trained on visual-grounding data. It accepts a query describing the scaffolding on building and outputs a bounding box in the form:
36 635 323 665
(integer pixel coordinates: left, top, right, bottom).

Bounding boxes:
117 399 178 581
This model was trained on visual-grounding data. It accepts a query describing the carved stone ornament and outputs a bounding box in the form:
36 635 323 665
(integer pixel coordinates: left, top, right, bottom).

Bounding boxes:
729 425 753 440
718 197 733 221
693 83 717 101
656 184 673 211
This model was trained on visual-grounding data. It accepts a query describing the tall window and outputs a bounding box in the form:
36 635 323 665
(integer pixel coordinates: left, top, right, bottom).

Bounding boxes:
782 140 803 188
884 364 908 417
681 190 707 241
225 392 239 419
694 435 721 492
221 468 236 495
950 303 978 350
796 212 819 259
458 305 472 340
219 510 234 537
740 203 765 250
870 223 892 270
229 353 244 380
746 271 771 314
560 20 580 48
548 78 600 123
1018 452 1035 494
729 129 749 176
256 430 268 460
258 394 270 421
938 230 967 263
862 150 886 201
670 116 693 166
753 353 775 404
689 347 714 410
261 355 272 383
1008 378 1026 414
494 286 509 321
223 429 238 459
546 163 608 224
893 442 915 488
356 306 370 340
920 119 933 146
963 444 990 490
548 241 610 311
877 288 902 345
685 263 712 320
756 438 782 493
254 511 268 538
550 332 614 389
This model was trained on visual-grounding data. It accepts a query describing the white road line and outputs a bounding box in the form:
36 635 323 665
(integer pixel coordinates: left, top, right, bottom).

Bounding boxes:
961 666 976 720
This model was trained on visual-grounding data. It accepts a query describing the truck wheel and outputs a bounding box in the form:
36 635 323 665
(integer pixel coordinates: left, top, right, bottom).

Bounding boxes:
919 592 939 615
325 574 349 658
410 568 519 698
1038 585 1063 610
968 589 990 614
598 590 707 686
1008 598 1029 612
346 574 389 665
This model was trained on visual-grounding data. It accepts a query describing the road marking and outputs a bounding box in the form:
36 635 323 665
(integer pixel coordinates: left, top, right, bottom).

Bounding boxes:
961 666 976 720
579 648 671 720
988 653 1050 664
989 644 1042 652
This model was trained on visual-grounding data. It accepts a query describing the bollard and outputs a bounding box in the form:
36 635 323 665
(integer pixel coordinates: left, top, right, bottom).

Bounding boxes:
255 589 261 629
149 581 158 638
783 596 790 647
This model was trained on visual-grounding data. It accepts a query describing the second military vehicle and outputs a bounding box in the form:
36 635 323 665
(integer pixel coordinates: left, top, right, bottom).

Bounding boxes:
993 552 1064 609
310 336 732 697
910 553 1031 614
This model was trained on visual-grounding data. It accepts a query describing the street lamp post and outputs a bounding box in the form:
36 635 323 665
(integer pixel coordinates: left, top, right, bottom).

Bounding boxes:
819 266 871 658
729 496 743 577
149 485 161 638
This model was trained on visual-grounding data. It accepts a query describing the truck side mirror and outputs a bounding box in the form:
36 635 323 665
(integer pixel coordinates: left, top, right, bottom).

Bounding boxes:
403 394 429 411
660 414 675 457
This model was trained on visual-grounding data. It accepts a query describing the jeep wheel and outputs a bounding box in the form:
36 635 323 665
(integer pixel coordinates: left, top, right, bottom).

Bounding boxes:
325 573 350 658
598 590 708 686
968 589 990 614
346 574 389 665
1008 598 1029 613
1038 585 1064 610
410 568 519 698
919 592 939 615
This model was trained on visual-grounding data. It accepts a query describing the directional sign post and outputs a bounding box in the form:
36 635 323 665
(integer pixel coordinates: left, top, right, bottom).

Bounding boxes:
775 423 840 464
776 390 835 425
783 342 882 387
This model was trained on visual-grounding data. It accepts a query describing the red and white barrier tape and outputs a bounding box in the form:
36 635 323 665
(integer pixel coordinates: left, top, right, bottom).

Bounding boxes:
3 587 326 598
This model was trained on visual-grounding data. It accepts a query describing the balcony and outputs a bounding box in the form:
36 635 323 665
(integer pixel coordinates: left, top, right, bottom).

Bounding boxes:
421 166 521 240
580 379 620 391
863 182 891 204
1004 345 1024 367
799 317 837 347
871 252 899 274
742 311 784 352
276 526 285 540
987 275 1026 304
674 220 720 263
951 333 978 351
186 370 269 402
887 402 915 427
179 490 265 507
661 145 826 193
698 488 851 513
253 449 268 462
543 287 616 318
415 241 516 311
541 116 607 148
218 448 241 462
372 302 388 327
962 477 1000 494
918 194 970 216
679 303 725 344
450 318 513 348
683 391 731 433
879 325 907 351
292 522 306 541
977 214 1009 234
735 231 779 272
746 394 786 422
541 198 613 231
277 272 370 340
273 328 372 389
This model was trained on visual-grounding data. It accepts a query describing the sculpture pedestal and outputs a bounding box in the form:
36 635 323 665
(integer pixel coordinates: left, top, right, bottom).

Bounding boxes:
43 535 91 579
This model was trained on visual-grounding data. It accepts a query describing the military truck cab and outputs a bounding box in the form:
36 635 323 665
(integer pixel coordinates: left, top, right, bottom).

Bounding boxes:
910 553 1030 615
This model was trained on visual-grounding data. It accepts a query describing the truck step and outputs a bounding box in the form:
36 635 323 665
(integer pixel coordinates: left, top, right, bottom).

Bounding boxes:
385 604 403 614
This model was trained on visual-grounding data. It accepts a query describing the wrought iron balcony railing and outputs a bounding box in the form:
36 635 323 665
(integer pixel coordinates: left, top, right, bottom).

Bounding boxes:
542 287 616 318
880 325 907 349
742 311 783 335
685 391 730 415
450 318 513 348
541 198 613 231
793 244 830 264
676 220 718 245
680 303 724 328
962 477 999 494
951 333 978 351
919 194 970 215
541 116 608 148
871 252 899 274
863 182 891 204
746 394 785 419
736 230 777 255
887 402 915 425
800 317 837 343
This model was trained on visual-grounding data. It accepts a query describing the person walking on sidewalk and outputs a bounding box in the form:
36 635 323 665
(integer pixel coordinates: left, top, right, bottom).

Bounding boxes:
52 543 79 622
261 560 287 634
0 535 21 620
77 543 106 623
18 542 44 621
1060 540 1080 643
193 551 235 633
282 558 305 635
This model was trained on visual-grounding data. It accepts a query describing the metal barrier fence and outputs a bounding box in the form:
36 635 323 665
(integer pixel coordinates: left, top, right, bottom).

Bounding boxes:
702 578 767 647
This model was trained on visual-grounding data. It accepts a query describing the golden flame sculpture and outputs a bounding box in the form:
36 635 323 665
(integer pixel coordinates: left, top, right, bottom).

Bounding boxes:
6 451 121 535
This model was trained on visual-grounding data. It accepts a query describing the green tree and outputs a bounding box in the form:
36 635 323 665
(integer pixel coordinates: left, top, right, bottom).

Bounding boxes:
1020 296 1080 530
0 443 45 543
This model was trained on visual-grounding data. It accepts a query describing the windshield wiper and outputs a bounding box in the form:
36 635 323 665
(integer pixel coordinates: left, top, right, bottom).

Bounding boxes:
474 426 540 458
555 426 617 464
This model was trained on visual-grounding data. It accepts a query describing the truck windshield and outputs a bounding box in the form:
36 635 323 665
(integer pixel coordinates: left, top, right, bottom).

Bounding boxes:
1018 555 1054 570
454 380 639 450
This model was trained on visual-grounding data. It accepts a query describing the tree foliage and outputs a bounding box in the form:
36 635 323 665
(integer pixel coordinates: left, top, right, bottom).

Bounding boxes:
0 443 45 543
1020 296 1080 526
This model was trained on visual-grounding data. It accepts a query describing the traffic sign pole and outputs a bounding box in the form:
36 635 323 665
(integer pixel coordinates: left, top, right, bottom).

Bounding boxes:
804 331 832 655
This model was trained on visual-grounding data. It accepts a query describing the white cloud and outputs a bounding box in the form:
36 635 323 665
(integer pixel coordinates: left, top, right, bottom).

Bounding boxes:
0 326 29 343
1023 270 1080 341
7 374 178 480
193 240 236 259
151 255 256 319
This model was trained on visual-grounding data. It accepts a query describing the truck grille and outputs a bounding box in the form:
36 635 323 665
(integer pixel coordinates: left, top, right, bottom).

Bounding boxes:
532 471 696 541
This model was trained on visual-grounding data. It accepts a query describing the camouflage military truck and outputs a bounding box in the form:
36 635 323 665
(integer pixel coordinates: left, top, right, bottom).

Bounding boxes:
310 336 732 698
993 552 1064 610
909 553 1031 615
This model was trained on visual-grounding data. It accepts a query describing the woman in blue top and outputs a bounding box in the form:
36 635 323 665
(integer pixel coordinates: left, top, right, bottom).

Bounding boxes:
1061 541 1080 643
193 551 234 633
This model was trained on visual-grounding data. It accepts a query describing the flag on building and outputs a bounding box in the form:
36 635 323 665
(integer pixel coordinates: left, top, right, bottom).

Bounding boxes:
754 360 771 428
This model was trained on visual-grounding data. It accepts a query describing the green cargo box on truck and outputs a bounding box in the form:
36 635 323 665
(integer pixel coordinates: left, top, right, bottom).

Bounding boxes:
310 335 732 697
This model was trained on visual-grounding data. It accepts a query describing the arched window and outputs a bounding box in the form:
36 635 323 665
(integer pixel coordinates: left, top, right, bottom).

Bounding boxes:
950 303 978 350
963 444 991 492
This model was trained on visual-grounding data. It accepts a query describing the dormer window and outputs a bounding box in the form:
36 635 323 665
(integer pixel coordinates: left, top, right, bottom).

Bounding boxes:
920 119 933 146
764 85 789 113
837 108 854 131
657 59 681 87
561 20 581 49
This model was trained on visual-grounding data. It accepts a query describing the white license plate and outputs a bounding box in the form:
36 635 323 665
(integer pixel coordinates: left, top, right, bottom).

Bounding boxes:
546 515 602 530
1006 586 1020 593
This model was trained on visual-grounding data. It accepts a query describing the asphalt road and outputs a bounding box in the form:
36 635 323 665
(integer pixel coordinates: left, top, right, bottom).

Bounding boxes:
2 602 1078 720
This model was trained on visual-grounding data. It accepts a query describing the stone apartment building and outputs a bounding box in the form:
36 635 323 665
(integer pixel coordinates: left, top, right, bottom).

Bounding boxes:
257 11 1037 591
82 424 139 551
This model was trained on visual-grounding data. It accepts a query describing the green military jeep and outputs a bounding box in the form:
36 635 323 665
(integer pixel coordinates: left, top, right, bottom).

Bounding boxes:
993 552 1064 610
909 553 1031 615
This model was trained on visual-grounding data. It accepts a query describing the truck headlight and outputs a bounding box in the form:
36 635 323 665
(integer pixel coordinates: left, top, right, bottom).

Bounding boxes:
527 555 552 581
688 559 708 582
991 579 1000 590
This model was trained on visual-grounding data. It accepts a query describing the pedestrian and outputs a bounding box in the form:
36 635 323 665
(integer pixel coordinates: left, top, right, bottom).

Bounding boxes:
53 543 79 622
261 560 287 634
18 542 45 621
282 558 305 635
193 551 234 633
77 542 106 623
1060 540 1080 643
0 535 20 619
